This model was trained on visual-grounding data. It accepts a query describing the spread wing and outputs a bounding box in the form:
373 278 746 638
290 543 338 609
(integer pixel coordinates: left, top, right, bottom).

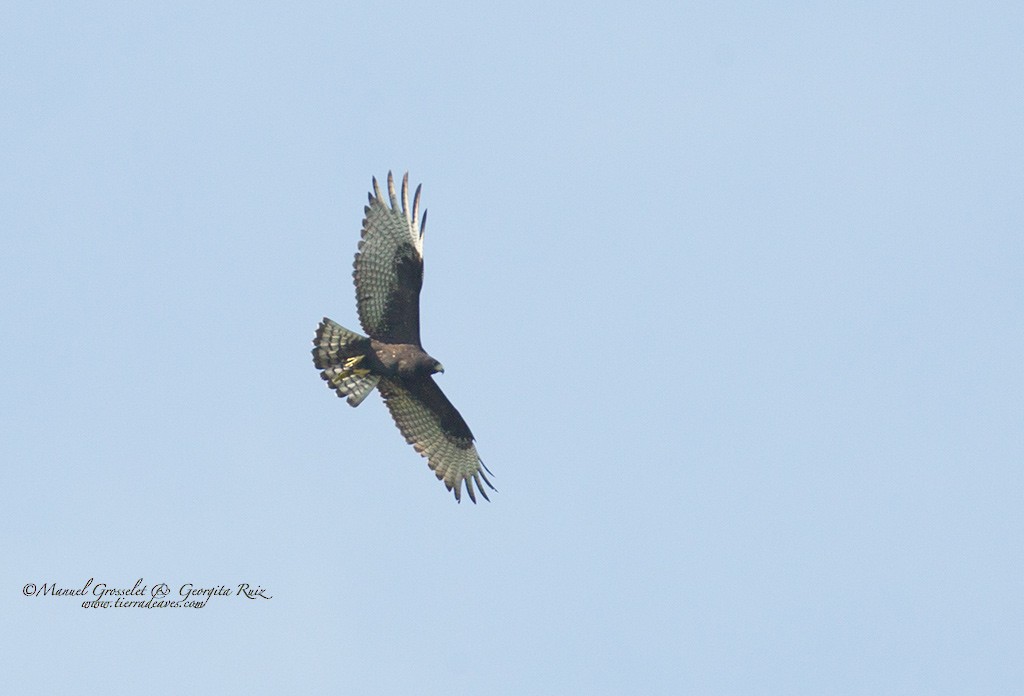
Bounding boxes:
353 172 426 344
377 376 495 503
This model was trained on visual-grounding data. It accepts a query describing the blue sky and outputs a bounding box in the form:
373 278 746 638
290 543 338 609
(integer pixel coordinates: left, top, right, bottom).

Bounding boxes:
2 1 1022 693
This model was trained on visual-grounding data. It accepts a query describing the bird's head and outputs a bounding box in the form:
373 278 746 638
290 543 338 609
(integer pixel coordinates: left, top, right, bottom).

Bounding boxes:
416 353 444 376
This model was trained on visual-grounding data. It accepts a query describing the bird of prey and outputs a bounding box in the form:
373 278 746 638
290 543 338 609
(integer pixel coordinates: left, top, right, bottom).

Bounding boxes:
312 172 494 503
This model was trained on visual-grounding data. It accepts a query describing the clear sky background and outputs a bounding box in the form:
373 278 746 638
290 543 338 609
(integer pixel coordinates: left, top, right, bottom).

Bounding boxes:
2 2 1021 693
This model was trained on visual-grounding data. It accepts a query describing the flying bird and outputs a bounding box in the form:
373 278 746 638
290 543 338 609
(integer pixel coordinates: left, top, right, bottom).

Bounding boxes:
312 172 494 503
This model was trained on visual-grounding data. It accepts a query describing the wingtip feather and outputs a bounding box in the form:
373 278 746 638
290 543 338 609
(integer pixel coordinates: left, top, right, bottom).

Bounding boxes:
386 171 399 210
475 474 491 502
401 172 410 218
412 183 421 228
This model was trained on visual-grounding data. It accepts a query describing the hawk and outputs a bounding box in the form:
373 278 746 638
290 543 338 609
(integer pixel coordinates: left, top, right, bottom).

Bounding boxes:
312 172 495 503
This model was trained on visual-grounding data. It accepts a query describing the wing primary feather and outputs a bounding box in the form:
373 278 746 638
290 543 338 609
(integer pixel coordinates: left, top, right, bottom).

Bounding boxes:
420 209 428 237
480 458 495 477
372 176 382 203
480 468 495 491
475 462 496 496
465 477 477 504
387 171 400 210
412 184 422 232
401 172 410 219
474 474 491 501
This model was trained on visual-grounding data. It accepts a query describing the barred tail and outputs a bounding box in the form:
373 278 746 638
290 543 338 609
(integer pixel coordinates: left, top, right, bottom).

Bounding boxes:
312 318 380 407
